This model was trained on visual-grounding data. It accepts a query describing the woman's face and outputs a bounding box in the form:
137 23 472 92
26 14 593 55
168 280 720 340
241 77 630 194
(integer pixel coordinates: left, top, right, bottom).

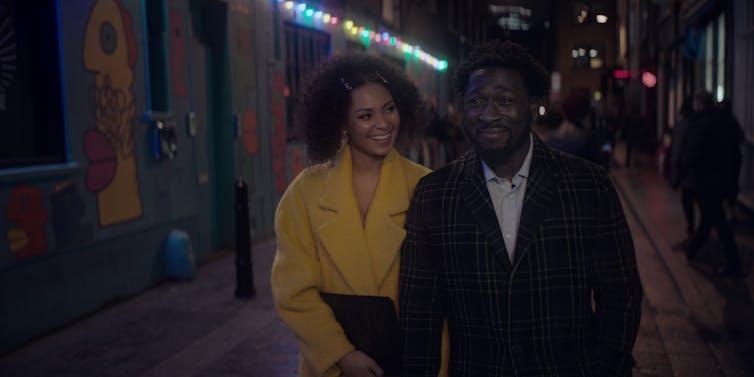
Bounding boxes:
345 82 400 161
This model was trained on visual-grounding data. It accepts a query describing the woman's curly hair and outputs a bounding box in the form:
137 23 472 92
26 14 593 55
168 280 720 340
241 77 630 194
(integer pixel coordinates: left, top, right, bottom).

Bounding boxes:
295 52 426 163
452 39 549 99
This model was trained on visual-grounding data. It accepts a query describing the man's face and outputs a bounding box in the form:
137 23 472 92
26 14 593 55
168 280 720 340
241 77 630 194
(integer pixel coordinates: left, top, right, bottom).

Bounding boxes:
461 67 534 167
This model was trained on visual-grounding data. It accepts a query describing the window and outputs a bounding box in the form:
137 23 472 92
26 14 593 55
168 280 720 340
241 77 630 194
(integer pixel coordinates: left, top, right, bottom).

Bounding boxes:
573 2 606 25
0 0 66 169
571 44 604 69
283 22 330 140
702 13 726 102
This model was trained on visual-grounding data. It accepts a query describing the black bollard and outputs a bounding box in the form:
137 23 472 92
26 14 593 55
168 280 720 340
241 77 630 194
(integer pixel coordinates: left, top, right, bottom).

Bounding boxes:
235 177 256 299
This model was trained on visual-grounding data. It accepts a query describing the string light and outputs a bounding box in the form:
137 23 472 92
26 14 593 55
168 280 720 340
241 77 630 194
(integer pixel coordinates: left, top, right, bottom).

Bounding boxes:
277 1 446 71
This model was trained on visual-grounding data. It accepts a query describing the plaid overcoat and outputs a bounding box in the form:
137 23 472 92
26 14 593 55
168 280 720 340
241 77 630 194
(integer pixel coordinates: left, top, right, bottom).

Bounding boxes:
399 137 642 377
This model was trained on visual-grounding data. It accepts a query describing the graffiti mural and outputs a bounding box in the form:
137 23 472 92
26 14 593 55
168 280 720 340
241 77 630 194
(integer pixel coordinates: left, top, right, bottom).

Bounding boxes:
270 69 287 194
241 109 258 156
50 180 93 249
6 185 48 258
169 10 187 97
82 0 142 226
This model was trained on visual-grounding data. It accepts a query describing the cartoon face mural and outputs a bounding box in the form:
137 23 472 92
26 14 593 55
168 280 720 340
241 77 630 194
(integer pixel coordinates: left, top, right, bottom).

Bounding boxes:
82 0 142 226
6 185 48 258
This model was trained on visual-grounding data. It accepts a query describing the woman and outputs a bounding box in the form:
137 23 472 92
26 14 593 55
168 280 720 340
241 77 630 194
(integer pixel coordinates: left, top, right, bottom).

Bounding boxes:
271 52 447 377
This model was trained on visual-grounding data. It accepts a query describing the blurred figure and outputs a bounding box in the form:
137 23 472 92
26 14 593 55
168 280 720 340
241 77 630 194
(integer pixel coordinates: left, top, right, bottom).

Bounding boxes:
532 110 563 143
622 103 645 168
717 98 745 220
546 92 600 163
669 96 697 237
677 91 743 277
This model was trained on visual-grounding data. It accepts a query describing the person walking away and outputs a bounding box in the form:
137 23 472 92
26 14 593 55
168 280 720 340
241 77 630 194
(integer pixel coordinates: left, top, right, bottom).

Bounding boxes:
669 96 697 239
679 91 744 277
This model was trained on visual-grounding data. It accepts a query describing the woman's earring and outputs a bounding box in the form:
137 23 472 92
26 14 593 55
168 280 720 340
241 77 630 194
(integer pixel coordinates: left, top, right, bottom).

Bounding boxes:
341 129 349 144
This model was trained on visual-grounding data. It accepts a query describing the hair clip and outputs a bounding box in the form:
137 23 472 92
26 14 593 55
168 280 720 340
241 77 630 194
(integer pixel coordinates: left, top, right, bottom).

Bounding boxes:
375 72 389 85
339 77 353 91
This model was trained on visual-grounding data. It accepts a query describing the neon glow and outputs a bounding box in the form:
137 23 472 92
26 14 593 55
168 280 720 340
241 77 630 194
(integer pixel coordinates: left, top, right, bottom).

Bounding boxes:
277 1 446 71
642 71 657 88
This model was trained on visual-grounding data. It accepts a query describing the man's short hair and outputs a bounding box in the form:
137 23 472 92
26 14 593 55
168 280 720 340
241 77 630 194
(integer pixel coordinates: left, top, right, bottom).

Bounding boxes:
452 39 550 99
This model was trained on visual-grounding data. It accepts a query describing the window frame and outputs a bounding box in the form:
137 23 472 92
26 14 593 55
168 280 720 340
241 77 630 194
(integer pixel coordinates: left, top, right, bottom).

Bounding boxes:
0 0 74 177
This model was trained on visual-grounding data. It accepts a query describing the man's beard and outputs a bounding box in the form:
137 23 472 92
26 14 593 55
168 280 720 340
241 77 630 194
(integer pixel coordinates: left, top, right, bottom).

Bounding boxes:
465 113 532 168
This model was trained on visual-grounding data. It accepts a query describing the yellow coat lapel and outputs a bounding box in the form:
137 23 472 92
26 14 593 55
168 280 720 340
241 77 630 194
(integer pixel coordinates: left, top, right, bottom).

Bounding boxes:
364 150 409 291
317 148 410 295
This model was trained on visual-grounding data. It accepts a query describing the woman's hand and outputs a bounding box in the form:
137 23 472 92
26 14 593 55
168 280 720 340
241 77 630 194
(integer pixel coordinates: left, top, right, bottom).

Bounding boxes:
337 350 383 377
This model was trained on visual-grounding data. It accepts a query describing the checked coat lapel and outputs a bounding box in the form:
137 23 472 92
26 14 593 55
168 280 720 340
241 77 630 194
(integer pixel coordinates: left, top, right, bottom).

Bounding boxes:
460 136 557 270
513 137 556 267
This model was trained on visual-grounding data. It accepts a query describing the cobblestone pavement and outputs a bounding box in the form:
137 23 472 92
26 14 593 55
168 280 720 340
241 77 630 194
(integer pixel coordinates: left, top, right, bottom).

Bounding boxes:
1 149 752 376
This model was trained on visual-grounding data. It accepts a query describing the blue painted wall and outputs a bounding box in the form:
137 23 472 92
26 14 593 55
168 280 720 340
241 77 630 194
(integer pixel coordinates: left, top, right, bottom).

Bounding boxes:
0 0 448 354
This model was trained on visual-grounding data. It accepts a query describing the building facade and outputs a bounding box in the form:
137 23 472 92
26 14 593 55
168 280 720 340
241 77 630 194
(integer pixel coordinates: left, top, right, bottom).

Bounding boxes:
0 0 459 353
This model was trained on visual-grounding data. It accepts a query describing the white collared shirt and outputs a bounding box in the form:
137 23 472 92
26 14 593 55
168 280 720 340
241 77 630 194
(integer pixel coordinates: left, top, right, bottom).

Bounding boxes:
481 134 534 261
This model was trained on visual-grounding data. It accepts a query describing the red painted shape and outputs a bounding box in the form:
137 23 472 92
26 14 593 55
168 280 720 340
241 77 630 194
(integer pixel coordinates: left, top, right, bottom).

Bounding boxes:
169 11 188 97
115 0 137 68
6 185 48 258
271 71 288 194
241 109 259 155
83 128 117 193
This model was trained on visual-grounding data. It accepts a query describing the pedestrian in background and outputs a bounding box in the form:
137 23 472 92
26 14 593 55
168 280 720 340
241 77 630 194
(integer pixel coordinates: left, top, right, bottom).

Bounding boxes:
716 98 745 221
546 92 601 164
622 103 645 168
399 39 642 377
271 52 448 377
679 91 744 277
670 96 697 238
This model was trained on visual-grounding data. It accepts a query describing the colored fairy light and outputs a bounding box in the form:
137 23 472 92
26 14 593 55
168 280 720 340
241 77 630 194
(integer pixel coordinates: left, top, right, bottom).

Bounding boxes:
279 1 447 72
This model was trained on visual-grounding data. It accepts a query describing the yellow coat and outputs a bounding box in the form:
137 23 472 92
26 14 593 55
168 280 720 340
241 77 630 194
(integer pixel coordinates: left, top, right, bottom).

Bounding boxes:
272 147 446 377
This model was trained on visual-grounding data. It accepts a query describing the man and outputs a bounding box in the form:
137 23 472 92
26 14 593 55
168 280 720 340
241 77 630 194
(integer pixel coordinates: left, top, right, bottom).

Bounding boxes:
679 92 743 277
399 40 643 377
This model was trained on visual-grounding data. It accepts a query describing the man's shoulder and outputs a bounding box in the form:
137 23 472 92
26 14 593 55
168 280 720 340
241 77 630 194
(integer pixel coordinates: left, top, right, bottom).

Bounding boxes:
546 147 611 188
